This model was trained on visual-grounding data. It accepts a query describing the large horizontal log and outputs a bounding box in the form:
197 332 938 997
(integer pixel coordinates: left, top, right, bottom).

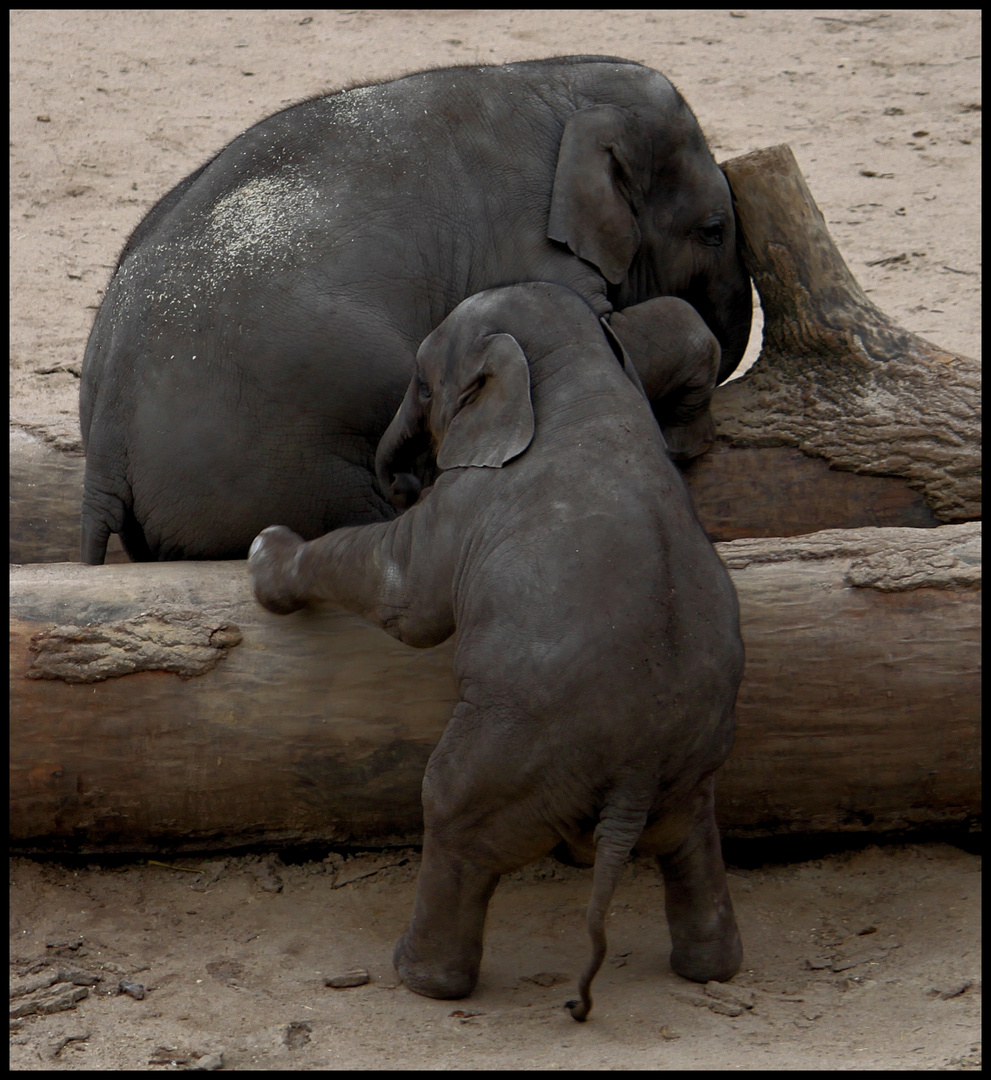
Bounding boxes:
9 524 980 853
8 424 948 566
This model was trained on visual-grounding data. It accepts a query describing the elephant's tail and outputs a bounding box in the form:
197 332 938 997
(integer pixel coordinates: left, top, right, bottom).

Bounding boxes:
80 457 148 563
566 800 649 1022
80 473 117 565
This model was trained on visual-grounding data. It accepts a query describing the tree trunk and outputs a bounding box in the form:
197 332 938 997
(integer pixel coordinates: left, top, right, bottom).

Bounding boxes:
10 523 979 854
682 144 981 541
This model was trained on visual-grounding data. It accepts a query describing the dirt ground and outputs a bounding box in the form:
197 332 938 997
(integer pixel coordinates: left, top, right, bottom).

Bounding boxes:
9 844 982 1071
9 8 982 1071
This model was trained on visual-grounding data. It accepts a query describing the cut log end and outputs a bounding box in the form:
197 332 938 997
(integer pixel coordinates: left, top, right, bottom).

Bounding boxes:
717 144 980 525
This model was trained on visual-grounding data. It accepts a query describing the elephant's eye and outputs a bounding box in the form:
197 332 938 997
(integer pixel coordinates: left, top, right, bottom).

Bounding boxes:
459 375 485 408
417 379 432 402
695 219 725 247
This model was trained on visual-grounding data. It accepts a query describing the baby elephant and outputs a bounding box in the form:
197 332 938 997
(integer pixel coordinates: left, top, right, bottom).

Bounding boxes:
249 282 744 1021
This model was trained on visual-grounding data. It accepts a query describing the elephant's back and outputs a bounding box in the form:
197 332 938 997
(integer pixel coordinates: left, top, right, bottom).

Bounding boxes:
451 339 743 728
87 77 535 368
81 83 442 414
86 54 671 372
97 55 666 299
453 426 741 698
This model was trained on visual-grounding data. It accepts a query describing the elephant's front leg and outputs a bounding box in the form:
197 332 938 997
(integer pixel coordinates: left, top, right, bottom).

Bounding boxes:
656 774 742 983
395 832 500 1000
250 519 433 638
248 525 308 614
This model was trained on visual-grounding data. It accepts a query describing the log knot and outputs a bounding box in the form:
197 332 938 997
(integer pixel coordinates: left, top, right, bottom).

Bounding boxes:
25 609 243 683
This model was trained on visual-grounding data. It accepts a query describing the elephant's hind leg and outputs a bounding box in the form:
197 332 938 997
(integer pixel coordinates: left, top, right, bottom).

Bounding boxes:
394 834 500 1000
656 774 742 983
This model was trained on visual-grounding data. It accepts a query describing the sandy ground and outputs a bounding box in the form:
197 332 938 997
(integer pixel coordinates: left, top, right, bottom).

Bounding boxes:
9 845 982 1071
9 9 982 1071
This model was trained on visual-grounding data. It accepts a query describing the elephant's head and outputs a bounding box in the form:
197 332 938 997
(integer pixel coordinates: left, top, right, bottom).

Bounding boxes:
376 308 535 505
547 83 751 384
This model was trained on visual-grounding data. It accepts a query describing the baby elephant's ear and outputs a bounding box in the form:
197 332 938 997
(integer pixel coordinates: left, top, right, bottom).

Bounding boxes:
436 333 534 470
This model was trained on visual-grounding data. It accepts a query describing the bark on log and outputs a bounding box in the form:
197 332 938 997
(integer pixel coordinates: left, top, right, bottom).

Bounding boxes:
10 427 83 566
685 144 981 539
9 523 980 854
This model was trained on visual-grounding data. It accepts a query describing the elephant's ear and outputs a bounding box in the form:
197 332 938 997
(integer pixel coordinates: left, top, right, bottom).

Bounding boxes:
436 334 534 470
548 105 642 285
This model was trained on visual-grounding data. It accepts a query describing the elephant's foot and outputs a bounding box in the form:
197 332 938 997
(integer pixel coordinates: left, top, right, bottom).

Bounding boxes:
669 918 742 984
393 933 479 1000
657 774 742 983
393 824 500 1000
247 525 307 614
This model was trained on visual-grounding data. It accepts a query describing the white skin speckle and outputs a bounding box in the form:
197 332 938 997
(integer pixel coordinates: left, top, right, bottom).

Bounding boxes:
206 175 317 276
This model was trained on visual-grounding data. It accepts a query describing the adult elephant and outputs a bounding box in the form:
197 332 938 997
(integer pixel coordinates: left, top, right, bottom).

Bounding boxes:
79 55 751 562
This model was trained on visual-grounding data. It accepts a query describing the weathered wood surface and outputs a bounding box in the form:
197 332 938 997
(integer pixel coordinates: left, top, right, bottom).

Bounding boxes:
697 144 981 534
9 524 980 853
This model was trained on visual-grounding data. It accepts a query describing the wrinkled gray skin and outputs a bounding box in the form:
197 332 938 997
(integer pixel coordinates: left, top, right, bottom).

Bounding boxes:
249 283 744 1021
80 56 751 562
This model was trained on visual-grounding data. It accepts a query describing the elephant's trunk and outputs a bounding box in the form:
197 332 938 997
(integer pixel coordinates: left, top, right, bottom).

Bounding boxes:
680 268 752 386
702 223 754 385
375 382 431 509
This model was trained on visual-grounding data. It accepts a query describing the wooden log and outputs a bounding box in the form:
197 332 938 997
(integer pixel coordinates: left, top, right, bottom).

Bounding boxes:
10 427 83 566
9 427 128 565
715 524 980 836
9 523 980 853
684 144 981 539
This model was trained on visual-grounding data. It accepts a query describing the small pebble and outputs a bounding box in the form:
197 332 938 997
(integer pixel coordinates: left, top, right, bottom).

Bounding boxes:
118 979 146 1000
324 969 369 988
189 1052 224 1071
